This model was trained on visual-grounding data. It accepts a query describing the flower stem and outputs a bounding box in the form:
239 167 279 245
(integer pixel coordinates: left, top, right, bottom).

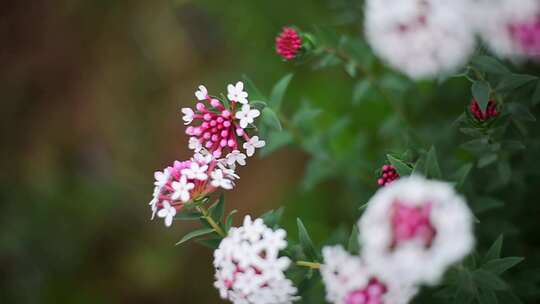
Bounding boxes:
296 261 322 269
197 205 226 238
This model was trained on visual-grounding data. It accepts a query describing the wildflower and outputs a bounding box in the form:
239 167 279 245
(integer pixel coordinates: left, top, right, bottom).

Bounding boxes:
358 176 474 285
321 245 417 304
213 215 299 304
378 164 399 187
364 0 475 79
227 81 249 104
149 153 238 227
184 83 264 158
226 150 247 167
195 85 209 101
181 108 195 125
243 136 266 157
470 98 499 121
276 27 303 61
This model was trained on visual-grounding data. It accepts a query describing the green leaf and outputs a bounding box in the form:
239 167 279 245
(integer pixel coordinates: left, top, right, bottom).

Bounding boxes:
484 235 504 263
225 209 238 231
269 74 293 112
472 81 491 113
175 228 215 246
425 146 442 178
297 218 319 261
261 107 283 131
195 237 222 249
507 103 536 122
209 194 225 222
175 211 202 221
242 74 266 101
352 79 371 105
260 130 294 157
472 55 510 75
482 257 524 275
478 153 498 168
473 269 507 291
344 61 357 78
532 80 540 106
477 287 498 304
453 163 473 189
261 207 285 228
453 269 476 304
497 291 523 304
347 225 359 255
475 197 505 214
497 74 537 92
386 154 413 176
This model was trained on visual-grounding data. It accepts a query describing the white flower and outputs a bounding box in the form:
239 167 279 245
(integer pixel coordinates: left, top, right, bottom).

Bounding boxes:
154 168 170 187
227 81 249 104
157 201 176 227
471 0 540 59
188 137 202 152
195 85 208 101
181 107 195 125
321 245 417 304
149 186 160 220
210 169 234 190
226 150 247 166
364 0 476 79
217 161 240 180
243 136 266 157
213 215 298 304
358 175 474 286
235 104 260 128
181 162 208 181
171 175 195 202
192 150 213 164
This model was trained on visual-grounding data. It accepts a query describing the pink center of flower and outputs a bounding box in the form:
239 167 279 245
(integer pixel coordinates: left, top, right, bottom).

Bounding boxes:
390 201 436 249
186 102 248 157
509 16 540 57
345 278 388 304
275 27 302 61
470 98 498 121
378 164 400 187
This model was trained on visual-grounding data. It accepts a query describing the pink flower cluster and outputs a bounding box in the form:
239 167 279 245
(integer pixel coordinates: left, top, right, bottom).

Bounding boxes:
377 165 399 187
344 278 387 304
470 98 499 121
390 202 436 249
509 16 540 58
275 27 303 61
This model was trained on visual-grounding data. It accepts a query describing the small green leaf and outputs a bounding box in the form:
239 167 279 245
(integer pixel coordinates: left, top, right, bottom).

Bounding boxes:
261 107 283 131
532 80 540 106
386 154 413 176
477 287 498 304
242 75 266 101
497 74 537 92
472 81 491 113
473 269 507 291
225 209 238 231
209 194 225 222
453 269 476 304
269 74 293 112
261 207 285 228
472 55 510 75
352 79 371 105
195 237 222 249
425 146 442 178
507 103 536 122
475 197 505 214
478 153 498 168
453 163 473 189
260 130 294 157
482 257 524 275
175 228 215 246
347 225 359 255
175 211 202 221
484 235 504 263
297 218 319 261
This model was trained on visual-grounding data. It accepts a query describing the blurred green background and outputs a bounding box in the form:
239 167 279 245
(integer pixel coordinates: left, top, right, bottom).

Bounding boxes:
0 1 357 303
2 1 540 303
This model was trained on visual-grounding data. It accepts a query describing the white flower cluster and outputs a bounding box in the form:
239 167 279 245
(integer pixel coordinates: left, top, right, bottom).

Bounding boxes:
321 176 474 304
364 0 540 79
213 216 298 304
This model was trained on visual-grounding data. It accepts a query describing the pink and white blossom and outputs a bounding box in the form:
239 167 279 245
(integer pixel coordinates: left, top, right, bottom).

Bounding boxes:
235 104 260 129
157 201 177 227
227 81 249 104
243 136 266 157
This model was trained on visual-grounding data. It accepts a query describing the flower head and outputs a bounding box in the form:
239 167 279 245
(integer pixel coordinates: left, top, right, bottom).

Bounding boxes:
184 83 264 158
243 136 266 157
149 154 238 227
470 98 499 121
321 245 417 304
358 175 474 285
364 0 475 79
213 215 299 304
276 27 303 61
378 164 399 187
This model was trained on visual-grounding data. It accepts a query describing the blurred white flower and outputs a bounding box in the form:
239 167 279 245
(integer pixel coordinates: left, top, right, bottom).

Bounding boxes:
211 169 234 190
157 201 176 227
188 137 202 152
364 0 476 79
213 215 299 304
181 107 195 125
243 136 266 157
154 168 171 187
171 175 195 202
235 104 260 128
227 81 249 104
358 175 474 286
195 85 208 101
181 162 208 181
226 150 247 166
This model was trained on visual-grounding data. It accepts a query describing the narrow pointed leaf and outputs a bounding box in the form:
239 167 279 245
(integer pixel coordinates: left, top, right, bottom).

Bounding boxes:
386 154 413 176
269 74 293 112
297 218 319 261
482 257 524 275
175 228 215 246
